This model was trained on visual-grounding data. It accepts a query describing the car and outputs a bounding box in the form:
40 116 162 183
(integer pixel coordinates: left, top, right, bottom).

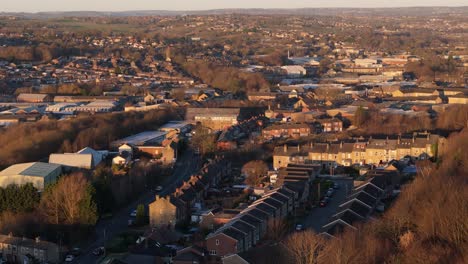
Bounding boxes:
295 224 303 231
70 247 81 256
93 247 105 256
155 186 163 192
320 197 330 207
65 255 74 262
130 210 137 217
326 188 334 197
333 183 340 189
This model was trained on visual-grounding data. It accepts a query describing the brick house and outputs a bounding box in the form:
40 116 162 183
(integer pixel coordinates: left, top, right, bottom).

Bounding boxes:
262 123 311 139
316 118 343 133
206 229 246 257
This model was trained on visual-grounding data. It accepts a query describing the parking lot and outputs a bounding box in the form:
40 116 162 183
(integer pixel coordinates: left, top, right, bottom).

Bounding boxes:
301 178 354 232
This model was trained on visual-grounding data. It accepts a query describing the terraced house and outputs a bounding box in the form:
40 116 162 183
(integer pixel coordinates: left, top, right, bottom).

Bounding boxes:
273 133 443 169
262 123 311 139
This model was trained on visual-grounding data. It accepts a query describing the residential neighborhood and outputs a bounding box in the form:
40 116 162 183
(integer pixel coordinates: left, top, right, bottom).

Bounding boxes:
0 3 466 264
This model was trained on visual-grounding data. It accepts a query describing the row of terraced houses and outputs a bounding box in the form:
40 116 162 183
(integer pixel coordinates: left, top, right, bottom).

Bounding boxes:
273 133 444 169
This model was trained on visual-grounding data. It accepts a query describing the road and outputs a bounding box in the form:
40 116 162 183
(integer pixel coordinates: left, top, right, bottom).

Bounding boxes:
73 149 200 264
302 178 354 232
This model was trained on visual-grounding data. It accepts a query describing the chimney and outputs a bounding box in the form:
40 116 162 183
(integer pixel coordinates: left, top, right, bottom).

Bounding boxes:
283 145 287 153
340 141 343 149
326 144 330 151
8 232 12 238
412 137 415 143
156 195 160 200
297 145 300 152
398 136 401 144
35 237 40 243
310 141 313 148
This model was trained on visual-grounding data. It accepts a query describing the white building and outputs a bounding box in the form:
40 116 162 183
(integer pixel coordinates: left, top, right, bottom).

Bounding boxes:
0 162 62 191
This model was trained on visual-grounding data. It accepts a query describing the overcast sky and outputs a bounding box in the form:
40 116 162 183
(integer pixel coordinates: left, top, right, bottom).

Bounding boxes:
1 0 466 12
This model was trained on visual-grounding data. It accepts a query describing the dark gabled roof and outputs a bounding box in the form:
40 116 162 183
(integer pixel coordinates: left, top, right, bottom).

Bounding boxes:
259 197 284 209
222 228 246 242
231 220 255 234
353 182 383 198
239 214 262 226
338 201 372 219
323 222 350 236
265 193 290 204
254 203 277 214
276 187 296 199
245 208 272 219
329 210 363 227
368 170 399 188
284 181 307 196
345 191 377 208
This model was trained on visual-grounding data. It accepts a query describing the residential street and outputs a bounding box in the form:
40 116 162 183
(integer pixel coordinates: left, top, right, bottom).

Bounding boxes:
73 149 200 264
302 178 354 232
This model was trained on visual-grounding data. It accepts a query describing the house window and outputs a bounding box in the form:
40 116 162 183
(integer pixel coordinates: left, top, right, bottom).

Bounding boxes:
209 250 217 255
216 239 220 245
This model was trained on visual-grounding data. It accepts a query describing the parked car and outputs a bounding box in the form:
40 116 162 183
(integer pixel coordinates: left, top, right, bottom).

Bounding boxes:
320 197 330 207
333 183 340 189
70 248 81 256
93 247 105 256
326 188 334 197
65 255 74 262
130 210 137 217
295 224 303 231
155 186 163 192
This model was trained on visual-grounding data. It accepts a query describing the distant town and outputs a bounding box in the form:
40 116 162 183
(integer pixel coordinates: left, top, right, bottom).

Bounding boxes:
0 7 466 264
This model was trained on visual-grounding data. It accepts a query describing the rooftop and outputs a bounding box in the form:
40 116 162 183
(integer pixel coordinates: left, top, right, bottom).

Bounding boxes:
0 162 61 178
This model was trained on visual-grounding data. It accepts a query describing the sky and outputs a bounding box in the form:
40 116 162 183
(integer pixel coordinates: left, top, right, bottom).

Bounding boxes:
1 0 467 13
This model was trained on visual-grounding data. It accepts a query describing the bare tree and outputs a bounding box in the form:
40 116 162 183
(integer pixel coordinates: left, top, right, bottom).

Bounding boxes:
265 219 289 241
285 230 326 264
40 172 96 225
242 160 268 187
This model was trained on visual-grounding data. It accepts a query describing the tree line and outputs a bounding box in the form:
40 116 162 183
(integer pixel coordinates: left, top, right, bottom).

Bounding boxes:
0 108 180 168
352 105 468 135
181 60 270 95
